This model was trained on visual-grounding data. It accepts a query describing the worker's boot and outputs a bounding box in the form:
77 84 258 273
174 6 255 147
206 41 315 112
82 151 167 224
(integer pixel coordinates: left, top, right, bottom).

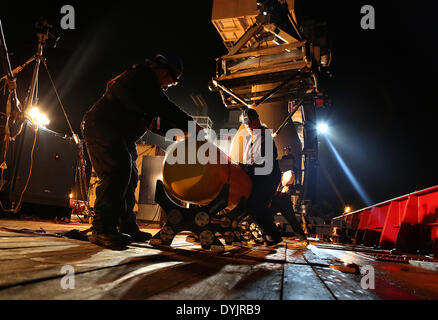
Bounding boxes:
89 231 132 250
89 213 132 250
250 212 283 246
272 193 307 241
119 213 152 242
265 234 283 246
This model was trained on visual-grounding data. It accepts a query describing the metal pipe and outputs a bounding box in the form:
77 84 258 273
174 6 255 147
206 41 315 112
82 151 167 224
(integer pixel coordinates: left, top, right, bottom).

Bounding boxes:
286 11 303 41
272 100 301 137
26 33 47 109
213 72 301 111
211 79 251 108
0 56 36 82
254 74 299 107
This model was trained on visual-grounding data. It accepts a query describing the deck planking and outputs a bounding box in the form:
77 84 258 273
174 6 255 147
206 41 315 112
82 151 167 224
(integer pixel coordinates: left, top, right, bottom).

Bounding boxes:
0 218 437 300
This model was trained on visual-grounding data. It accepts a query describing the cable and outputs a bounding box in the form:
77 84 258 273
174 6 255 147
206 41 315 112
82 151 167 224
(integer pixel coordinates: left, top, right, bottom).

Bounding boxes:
141 204 161 227
0 109 10 190
42 58 93 220
43 58 94 221
70 143 94 222
0 125 38 213
0 142 9 191
71 161 85 223
13 125 37 213
41 59 75 137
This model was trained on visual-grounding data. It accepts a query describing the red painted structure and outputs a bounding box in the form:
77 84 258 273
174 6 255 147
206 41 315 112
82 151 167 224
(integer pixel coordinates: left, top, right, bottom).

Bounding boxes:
332 186 438 257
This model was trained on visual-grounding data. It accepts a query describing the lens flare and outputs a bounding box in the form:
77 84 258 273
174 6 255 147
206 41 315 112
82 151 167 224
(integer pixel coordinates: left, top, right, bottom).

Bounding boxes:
317 123 328 134
28 107 50 127
325 136 373 206
281 170 294 187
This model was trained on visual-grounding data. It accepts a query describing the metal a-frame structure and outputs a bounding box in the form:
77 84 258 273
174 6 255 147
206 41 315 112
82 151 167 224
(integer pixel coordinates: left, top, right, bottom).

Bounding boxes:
210 0 332 215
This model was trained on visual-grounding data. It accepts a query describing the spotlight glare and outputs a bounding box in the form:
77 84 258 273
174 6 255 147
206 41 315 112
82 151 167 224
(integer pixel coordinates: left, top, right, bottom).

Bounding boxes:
326 137 373 206
281 170 294 187
27 106 50 127
317 122 328 134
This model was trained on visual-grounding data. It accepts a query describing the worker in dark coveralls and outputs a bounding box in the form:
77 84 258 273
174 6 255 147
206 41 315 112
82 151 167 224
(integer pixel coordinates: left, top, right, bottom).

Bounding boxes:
239 108 283 246
281 145 299 188
81 54 198 249
267 146 306 240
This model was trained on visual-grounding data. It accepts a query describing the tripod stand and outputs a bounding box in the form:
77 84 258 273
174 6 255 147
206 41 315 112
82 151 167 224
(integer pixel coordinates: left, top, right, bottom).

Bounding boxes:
0 19 73 132
0 19 88 215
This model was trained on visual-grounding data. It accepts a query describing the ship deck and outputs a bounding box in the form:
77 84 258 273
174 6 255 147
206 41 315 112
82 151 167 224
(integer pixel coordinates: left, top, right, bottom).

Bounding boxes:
0 217 437 300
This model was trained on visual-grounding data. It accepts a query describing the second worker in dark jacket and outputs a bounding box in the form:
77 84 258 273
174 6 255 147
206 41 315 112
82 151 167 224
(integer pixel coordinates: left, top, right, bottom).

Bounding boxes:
81 53 199 249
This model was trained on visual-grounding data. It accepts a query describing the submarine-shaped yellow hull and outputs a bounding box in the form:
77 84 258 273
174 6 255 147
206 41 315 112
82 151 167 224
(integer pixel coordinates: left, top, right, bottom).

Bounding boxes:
162 139 252 211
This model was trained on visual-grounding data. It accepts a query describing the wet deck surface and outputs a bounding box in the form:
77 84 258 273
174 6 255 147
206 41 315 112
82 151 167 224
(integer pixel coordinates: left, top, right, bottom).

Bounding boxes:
0 218 437 300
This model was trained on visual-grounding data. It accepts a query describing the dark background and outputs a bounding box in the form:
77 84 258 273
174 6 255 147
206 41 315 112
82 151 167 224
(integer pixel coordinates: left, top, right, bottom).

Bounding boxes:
1 1 436 217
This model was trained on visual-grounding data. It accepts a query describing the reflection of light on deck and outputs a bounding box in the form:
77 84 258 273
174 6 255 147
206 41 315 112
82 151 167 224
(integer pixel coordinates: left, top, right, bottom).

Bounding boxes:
97 261 186 292
308 244 360 265
335 252 357 265
113 261 184 285
325 136 373 206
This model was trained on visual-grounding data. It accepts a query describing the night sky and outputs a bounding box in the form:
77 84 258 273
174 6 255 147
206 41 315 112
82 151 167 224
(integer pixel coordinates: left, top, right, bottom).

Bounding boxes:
1 1 436 216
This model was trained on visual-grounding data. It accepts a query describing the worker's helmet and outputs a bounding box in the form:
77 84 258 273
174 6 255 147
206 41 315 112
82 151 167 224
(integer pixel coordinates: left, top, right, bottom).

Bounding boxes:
154 53 183 83
240 108 259 124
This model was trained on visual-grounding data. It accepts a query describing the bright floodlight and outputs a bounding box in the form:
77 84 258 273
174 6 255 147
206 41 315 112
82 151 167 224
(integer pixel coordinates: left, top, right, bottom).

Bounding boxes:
28 106 50 127
317 122 328 134
281 170 294 187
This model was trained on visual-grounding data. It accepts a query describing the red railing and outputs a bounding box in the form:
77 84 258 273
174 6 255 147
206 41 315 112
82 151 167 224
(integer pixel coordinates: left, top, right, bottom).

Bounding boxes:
333 185 438 256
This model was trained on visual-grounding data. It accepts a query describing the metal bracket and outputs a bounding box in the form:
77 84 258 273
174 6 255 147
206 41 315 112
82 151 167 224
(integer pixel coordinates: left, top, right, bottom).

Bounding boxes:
151 180 228 250
211 74 303 110
151 180 270 250
225 23 264 57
